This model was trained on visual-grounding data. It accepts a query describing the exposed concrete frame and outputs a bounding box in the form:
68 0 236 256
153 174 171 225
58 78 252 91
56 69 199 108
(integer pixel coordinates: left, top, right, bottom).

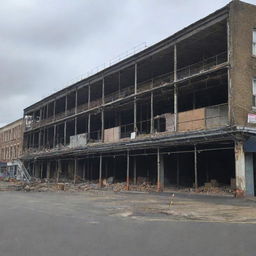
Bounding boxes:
24 9 228 114
24 64 228 133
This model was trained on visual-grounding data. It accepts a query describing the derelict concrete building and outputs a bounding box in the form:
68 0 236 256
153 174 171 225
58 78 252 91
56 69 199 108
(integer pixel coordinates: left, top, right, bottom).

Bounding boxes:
22 0 256 195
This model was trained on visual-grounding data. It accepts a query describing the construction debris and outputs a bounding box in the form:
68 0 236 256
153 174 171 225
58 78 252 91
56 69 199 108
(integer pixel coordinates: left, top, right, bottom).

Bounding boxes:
0 176 234 196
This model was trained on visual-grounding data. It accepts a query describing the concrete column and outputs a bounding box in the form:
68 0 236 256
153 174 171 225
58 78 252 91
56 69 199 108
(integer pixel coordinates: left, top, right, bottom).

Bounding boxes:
227 18 232 125
46 103 49 119
64 121 67 145
38 130 41 149
88 113 91 141
235 141 255 196
46 161 50 180
101 110 104 142
118 71 121 97
74 158 77 184
194 145 198 189
40 162 43 179
134 63 137 94
134 63 137 133
127 151 130 190
174 44 178 131
133 157 137 185
157 148 164 192
75 89 78 114
32 133 35 148
74 117 77 136
102 78 105 104
53 125 56 148
43 127 46 148
57 159 61 183
235 141 246 192
99 155 102 187
150 91 154 134
88 84 91 109
53 100 56 120
134 98 137 133
65 95 68 116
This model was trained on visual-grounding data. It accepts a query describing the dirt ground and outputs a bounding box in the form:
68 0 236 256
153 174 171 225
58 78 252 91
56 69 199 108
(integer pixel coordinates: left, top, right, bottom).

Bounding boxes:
1 180 255 224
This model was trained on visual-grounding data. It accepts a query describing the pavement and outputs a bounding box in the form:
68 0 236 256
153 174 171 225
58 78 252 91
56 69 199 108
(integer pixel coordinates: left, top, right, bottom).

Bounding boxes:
0 190 256 256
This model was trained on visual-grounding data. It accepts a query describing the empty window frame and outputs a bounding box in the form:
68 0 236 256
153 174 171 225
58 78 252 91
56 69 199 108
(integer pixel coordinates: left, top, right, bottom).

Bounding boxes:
252 77 256 107
253 29 256 56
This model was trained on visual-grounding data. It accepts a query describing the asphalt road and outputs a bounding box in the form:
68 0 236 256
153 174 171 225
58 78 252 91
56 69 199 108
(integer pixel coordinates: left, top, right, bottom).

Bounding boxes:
0 191 255 256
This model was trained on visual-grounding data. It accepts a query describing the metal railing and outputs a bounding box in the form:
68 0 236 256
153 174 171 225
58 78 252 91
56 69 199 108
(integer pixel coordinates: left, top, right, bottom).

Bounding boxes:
26 52 227 131
104 85 134 104
177 52 227 80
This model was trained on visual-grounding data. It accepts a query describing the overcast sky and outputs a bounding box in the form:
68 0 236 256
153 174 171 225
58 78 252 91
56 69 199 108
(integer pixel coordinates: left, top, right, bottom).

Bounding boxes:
0 0 255 127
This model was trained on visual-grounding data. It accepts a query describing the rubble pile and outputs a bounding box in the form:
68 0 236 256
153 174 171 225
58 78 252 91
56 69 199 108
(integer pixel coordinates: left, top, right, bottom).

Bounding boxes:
0 176 233 195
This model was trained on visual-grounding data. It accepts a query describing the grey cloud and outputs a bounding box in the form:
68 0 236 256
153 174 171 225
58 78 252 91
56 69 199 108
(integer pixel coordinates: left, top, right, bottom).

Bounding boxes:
1 0 254 126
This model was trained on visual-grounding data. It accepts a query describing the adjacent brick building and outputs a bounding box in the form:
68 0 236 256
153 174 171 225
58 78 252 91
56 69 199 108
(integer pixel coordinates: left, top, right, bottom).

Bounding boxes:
21 0 256 196
0 119 23 162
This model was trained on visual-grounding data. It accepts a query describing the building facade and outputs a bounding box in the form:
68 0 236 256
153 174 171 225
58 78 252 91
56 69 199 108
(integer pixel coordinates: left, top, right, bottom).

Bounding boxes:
0 119 23 163
22 1 256 195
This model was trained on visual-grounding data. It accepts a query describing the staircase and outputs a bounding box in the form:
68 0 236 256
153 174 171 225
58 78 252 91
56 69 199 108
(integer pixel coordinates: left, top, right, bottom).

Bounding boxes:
14 160 31 183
